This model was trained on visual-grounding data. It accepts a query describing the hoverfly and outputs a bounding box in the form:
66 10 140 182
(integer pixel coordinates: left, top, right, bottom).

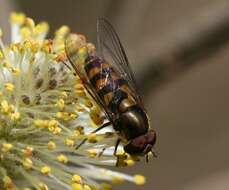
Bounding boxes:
65 18 156 161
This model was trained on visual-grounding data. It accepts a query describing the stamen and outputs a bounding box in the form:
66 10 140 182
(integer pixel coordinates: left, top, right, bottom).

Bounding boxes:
41 166 51 175
133 175 146 185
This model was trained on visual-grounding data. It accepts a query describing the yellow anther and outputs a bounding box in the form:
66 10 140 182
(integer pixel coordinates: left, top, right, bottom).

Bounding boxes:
87 133 97 143
129 155 140 162
84 99 93 108
47 119 58 132
1 100 9 113
71 130 81 139
101 183 112 190
34 119 45 128
133 175 146 185
87 149 97 158
72 183 83 190
41 166 51 175
57 154 68 164
29 56 35 65
86 43 96 54
48 119 58 130
74 83 86 96
89 109 103 126
75 126 84 135
23 158 33 170
56 112 73 121
0 91 3 96
10 12 25 24
42 120 49 128
10 111 20 121
3 176 14 189
4 83 14 91
56 112 63 119
53 126 62 135
112 176 125 185
64 138 75 147
23 146 33 157
20 27 31 39
31 42 40 53
3 60 12 68
11 68 21 75
61 91 68 97
0 50 3 59
38 182 49 190
74 83 85 91
25 17 35 28
8 105 15 113
78 46 88 59
117 149 126 156
75 105 85 112
83 184 92 190
75 127 84 135
23 40 32 49
2 143 13 152
47 141 56 150
48 126 55 133
33 119 42 127
70 113 78 119
56 99 65 109
90 186 99 190
9 43 18 52
55 25 70 37
54 52 66 62
75 89 86 97
116 154 129 167
125 159 135 166
34 22 49 35
42 39 52 53
72 174 82 184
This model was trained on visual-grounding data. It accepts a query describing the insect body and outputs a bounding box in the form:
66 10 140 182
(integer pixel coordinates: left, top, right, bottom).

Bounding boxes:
65 18 156 159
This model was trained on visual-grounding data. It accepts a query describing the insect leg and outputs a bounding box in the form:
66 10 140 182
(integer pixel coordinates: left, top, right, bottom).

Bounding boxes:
143 145 158 162
114 139 121 167
143 144 153 163
113 139 121 156
146 150 158 162
75 121 111 150
146 154 149 163
91 121 111 133
98 147 106 157
75 138 87 150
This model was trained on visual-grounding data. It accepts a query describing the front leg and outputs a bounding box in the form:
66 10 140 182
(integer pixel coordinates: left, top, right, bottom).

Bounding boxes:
114 139 121 166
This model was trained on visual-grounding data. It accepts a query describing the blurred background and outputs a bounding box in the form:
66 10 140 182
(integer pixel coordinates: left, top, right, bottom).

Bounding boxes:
1 0 229 189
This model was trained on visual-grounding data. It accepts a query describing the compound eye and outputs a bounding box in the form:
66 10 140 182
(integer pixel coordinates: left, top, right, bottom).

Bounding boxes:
146 129 157 146
124 136 147 155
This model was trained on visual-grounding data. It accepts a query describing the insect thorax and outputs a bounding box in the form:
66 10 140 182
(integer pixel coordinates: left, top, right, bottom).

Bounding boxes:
114 105 149 140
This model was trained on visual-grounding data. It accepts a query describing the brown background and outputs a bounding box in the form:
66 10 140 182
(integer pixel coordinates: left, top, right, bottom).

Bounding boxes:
1 0 229 189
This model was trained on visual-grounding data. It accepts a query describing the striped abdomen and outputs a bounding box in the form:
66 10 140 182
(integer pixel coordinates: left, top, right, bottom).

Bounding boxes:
85 55 137 113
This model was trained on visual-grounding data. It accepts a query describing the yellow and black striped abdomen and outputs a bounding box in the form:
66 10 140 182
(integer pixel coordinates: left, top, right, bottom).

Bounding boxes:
85 56 137 113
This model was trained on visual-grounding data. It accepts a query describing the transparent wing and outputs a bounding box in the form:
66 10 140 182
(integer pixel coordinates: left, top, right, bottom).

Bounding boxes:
97 18 144 108
65 34 114 121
